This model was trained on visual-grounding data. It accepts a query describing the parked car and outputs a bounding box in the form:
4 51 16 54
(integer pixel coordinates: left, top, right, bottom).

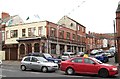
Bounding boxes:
104 50 114 58
95 53 109 63
77 52 84 57
27 53 61 66
20 56 58 72
61 52 75 61
60 57 118 78
90 49 99 55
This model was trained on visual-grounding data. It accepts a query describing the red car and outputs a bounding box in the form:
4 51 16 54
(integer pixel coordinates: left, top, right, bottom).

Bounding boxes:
60 57 118 78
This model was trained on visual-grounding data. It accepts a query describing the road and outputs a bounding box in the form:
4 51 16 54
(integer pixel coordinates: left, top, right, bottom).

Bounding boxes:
1 57 119 79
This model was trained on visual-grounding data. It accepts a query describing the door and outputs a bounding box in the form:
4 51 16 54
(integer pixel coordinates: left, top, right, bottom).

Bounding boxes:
30 57 41 70
70 58 84 73
83 58 98 74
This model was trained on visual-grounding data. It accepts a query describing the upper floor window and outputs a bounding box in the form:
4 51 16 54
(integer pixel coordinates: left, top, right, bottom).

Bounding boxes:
78 25 80 31
70 23 74 27
72 34 76 40
11 30 18 38
59 30 64 39
77 35 80 41
82 27 85 33
38 27 42 36
66 32 70 39
22 29 26 37
28 27 36 37
50 27 56 37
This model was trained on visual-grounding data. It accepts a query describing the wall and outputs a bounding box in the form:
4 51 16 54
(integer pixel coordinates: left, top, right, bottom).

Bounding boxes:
0 51 5 60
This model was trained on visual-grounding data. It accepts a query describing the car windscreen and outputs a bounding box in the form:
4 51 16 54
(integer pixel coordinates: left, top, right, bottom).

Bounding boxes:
91 57 103 64
63 54 69 56
44 54 52 58
37 57 48 62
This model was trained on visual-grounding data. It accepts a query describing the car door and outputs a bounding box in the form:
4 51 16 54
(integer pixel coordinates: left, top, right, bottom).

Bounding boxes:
30 57 40 70
83 58 98 74
22 57 31 69
70 58 84 73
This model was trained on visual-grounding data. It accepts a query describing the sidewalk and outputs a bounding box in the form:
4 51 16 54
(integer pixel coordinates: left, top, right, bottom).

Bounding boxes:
2 60 21 66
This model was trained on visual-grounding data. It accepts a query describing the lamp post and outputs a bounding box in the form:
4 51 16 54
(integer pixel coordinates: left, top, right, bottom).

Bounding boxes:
56 25 60 56
113 20 118 63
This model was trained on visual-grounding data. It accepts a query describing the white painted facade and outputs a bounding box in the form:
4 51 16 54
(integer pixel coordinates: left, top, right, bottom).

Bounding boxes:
58 16 77 30
5 21 47 44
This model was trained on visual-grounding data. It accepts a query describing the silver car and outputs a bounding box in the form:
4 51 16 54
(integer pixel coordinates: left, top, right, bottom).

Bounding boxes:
20 56 58 72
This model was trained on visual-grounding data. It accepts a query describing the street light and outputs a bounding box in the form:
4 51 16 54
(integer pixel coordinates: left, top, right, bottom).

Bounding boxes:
56 25 61 55
113 20 118 63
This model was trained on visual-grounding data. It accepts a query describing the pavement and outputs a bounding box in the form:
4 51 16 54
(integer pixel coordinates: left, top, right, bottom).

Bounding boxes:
2 60 21 66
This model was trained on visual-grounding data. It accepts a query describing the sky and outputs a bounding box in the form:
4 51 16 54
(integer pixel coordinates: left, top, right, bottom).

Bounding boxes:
0 0 119 33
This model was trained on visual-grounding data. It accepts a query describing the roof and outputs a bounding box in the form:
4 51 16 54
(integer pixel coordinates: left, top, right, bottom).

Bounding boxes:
116 1 120 13
65 16 86 28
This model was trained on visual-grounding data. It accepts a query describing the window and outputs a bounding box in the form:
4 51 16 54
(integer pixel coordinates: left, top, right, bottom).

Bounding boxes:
28 27 36 36
66 32 70 39
59 30 64 39
24 57 31 61
72 34 76 40
77 35 80 41
78 25 80 31
50 27 56 37
22 29 26 37
70 23 73 27
71 58 82 63
31 57 38 62
11 30 18 38
38 27 42 36
84 58 94 64
82 27 85 33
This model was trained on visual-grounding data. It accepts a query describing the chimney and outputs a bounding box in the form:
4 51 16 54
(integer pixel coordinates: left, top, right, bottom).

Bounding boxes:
1 12 10 19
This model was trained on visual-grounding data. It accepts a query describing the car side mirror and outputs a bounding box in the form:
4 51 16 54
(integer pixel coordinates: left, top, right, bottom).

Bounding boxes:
93 62 96 65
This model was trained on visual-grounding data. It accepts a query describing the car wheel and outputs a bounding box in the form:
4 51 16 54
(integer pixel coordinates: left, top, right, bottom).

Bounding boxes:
66 67 74 75
98 69 109 78
41 67 48 73
20 65 26 71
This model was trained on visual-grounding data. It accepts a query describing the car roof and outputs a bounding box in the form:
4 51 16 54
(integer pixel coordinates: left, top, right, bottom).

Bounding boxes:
22 56 46 59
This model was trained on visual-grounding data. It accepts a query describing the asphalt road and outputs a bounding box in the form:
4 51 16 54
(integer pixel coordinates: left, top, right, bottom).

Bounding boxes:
1 57 120 79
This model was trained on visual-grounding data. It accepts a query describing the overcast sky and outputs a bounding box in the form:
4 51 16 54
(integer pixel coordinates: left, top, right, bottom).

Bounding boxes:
0 0 119 33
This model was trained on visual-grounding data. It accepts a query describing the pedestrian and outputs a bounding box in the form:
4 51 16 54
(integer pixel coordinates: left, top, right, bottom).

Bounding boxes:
83 54 88 58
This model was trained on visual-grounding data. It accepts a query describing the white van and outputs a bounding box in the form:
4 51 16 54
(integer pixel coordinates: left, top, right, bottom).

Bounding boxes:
61 52 75 61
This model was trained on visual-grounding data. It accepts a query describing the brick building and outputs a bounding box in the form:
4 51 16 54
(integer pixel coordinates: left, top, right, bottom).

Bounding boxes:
116 1 120 64
4 16 86 60
86 31 114 52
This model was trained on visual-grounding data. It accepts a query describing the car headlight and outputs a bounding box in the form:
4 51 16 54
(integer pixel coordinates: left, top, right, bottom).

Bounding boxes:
112 68 117 71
